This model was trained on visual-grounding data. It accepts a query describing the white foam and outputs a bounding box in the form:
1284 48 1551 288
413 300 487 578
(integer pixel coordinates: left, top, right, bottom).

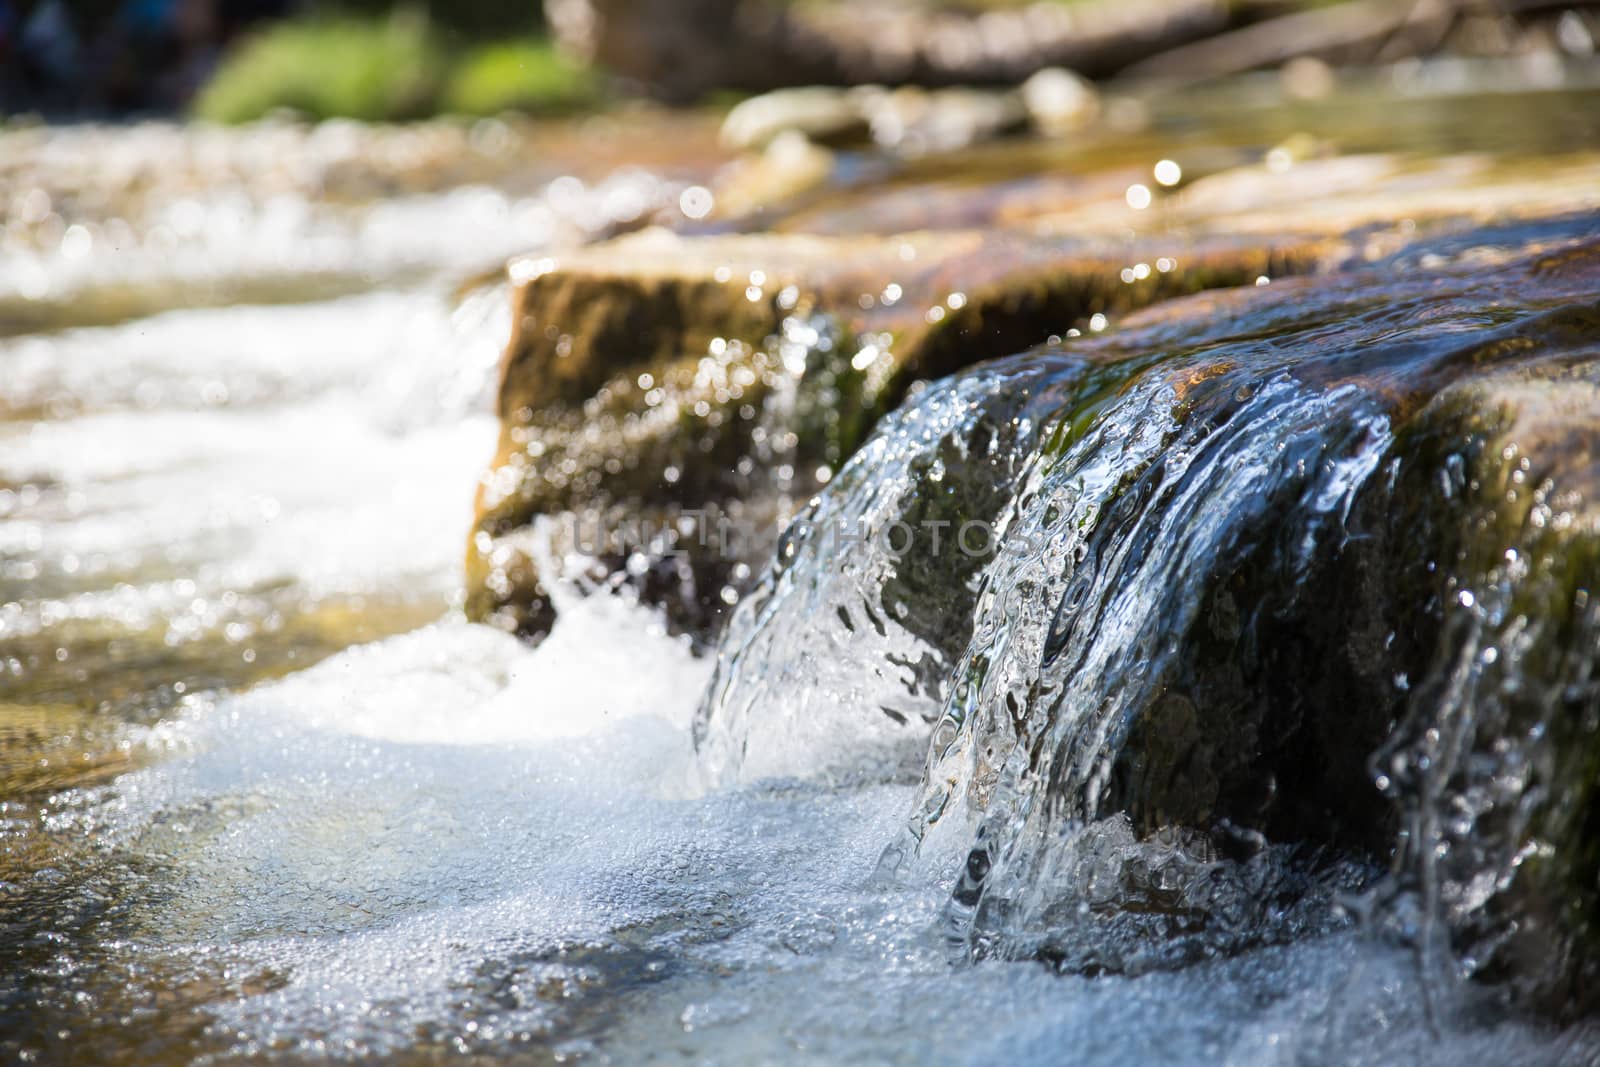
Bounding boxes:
258 599 711 749
0 291 503 638
58 600 1574 1065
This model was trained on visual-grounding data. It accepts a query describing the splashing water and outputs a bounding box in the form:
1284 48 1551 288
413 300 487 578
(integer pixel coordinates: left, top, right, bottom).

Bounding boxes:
917 370 1392 967
700 217 1600 1017
7 597 1588 1066
7 109 1600 1065
695 366 1043 786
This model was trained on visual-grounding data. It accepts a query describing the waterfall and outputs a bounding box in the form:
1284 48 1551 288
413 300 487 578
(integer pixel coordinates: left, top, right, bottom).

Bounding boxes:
696 224 1600 998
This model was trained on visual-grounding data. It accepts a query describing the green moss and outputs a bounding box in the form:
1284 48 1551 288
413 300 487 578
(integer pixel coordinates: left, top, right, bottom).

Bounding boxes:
443 40 602 117
194 12 448 124
1375 369 1600 1015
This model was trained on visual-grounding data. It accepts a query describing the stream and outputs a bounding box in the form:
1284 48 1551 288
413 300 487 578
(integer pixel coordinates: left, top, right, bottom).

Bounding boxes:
4 80 1600 1065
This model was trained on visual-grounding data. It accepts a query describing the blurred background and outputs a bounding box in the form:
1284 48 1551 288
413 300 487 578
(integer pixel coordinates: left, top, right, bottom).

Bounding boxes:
2 0 1598 122
1 0 563 118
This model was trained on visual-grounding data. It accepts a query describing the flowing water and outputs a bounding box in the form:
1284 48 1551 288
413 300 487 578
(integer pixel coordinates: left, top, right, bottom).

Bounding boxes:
5 86 1600 1065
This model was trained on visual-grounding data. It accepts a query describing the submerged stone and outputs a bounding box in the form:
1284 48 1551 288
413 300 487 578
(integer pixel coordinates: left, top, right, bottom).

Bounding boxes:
748 148 1600 245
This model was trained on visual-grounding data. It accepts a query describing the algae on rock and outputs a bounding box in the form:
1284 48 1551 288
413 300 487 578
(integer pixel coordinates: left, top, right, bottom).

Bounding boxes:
466 227 1327 639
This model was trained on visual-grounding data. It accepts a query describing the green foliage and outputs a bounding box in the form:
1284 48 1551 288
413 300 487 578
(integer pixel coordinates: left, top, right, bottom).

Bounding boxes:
194 10 601 124
194 12 451 124
443 40 601 117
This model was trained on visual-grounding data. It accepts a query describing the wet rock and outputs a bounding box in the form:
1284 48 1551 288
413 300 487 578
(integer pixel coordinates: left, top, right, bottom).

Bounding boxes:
1065 236 1600 874
1032 151 1600 244
720 84 1029 158
1023 239 1600 1010
767 159 1141 237
743 147 1600 248
720 87 873 150
466 226 1330 639
691 219 1600 1013
1366 295 1600 1016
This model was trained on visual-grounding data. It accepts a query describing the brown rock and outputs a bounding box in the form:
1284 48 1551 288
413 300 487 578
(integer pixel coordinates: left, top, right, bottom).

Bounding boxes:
467 225 1332 638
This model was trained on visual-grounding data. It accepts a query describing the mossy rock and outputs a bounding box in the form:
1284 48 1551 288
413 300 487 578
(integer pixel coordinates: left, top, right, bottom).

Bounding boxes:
1083 245 1600 1009
1368 343 1600 1018
743 226 1600 1008
467 226 1332 639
